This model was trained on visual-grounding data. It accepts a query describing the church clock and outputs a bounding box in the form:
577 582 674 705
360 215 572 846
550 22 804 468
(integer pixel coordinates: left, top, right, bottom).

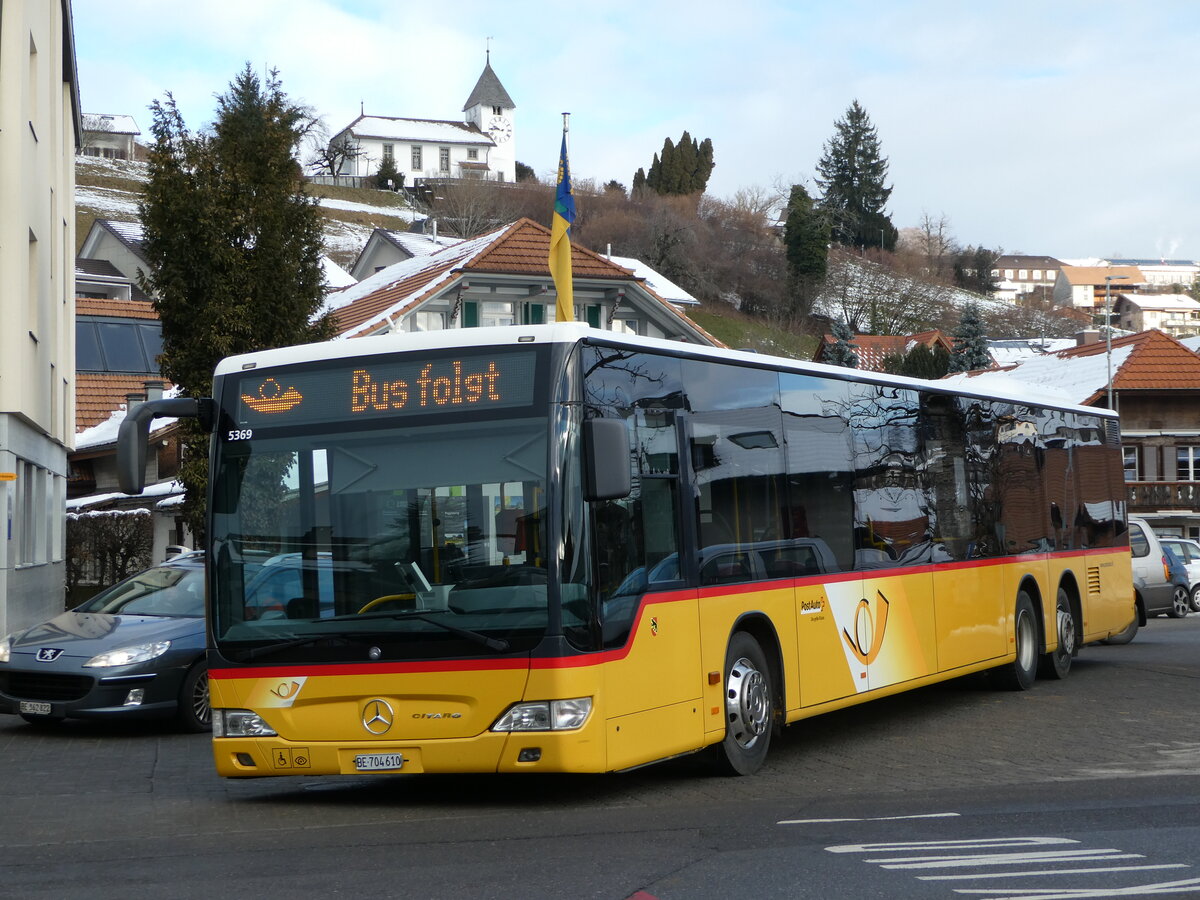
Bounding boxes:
487 115 512 144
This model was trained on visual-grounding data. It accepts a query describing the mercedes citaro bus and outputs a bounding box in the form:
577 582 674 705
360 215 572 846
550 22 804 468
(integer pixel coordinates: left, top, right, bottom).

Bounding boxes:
118 323 1135 777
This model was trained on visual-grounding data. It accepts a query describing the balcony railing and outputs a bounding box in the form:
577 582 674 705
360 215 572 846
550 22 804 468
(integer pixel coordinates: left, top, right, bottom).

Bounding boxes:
1128 480 1200 510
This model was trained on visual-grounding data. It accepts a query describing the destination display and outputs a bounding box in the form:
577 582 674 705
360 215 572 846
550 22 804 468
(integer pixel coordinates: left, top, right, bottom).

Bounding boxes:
230 350 539 429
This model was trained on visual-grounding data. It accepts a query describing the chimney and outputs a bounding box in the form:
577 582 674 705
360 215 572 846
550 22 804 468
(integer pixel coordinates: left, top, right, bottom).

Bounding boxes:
125 392 146 415
432 219 438 241
143 380 164 403
1075 329 1100 346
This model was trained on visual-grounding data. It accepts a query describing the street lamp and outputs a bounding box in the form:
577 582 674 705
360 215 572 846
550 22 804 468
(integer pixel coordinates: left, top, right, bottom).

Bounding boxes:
1104 273 1130 409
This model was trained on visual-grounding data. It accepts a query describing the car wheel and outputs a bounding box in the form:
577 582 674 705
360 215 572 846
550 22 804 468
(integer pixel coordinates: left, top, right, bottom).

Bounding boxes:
1038 587 1074 680
714 632 773 776
177 661 211 733
1191 585 1200 613
1168 586 1190 619
995 591 1038 691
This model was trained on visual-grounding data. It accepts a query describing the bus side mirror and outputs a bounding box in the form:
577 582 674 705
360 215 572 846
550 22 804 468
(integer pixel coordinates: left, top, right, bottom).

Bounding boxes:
116 397 210 494
583 418 631 501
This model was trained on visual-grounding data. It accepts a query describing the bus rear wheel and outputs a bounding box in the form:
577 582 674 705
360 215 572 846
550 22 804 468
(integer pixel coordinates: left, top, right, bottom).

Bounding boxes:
1038 587 1074 680
715 632 773 776
995 591 1038 691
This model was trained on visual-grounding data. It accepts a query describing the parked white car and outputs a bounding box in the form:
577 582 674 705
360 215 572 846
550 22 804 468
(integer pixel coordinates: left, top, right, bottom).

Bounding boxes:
1159 536 1200 612
1127 517 1190 623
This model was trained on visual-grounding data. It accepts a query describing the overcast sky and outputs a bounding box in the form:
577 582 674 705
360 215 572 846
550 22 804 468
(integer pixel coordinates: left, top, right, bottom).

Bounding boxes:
73 0 1198 261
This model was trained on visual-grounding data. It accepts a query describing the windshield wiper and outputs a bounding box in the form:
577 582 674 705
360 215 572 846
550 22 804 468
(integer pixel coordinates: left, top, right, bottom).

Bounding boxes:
336 610 511 653
234 632 358 662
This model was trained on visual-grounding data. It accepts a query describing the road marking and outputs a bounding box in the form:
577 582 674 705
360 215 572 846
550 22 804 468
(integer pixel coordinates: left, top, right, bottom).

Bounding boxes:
949 876 1200 898
829 837 1077 853
920 864 1188 881
872 850 1142 869
780 812 961 825
826 834 1195 898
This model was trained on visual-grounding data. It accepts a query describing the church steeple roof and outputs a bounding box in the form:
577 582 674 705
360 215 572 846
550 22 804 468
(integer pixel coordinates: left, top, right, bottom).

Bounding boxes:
462 60 515 112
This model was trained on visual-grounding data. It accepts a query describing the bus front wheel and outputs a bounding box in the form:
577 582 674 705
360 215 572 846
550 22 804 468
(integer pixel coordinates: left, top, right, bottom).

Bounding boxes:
995 591 1038 691
715 632 773 776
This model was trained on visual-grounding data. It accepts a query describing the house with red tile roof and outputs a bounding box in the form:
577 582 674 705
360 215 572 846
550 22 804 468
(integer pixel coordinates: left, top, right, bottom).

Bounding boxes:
327 217 720 345
813 329 956 372
943 329 1200 539
70 287 188 562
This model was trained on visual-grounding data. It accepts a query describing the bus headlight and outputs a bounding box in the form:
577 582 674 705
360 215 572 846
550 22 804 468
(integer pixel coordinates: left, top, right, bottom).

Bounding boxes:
492 697 592 732
213 709 278 738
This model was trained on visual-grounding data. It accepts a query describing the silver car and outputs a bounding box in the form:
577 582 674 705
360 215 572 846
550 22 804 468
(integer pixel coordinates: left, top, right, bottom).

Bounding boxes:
0 553 210 731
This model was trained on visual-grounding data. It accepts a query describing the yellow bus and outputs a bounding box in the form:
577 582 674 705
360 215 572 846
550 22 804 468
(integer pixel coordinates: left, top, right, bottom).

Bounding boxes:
118 323 1134 777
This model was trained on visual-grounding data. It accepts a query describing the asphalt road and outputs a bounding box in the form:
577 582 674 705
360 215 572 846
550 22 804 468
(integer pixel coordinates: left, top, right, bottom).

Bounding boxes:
2 614 1199 899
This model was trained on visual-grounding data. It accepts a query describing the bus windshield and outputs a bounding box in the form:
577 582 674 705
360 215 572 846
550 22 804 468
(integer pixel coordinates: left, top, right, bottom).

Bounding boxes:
209 415 549 661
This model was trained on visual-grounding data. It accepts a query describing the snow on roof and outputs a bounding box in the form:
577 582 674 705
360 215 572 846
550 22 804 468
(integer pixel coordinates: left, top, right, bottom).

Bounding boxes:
321 255 357 289
319 225 510 327
346 116 493 146
986 338 1077 366
83 114 140 135
75 385 183 450
386 230 463 257
942 344 1135 406
605 254 699 306
67 479 184 512
1117 292 1200 310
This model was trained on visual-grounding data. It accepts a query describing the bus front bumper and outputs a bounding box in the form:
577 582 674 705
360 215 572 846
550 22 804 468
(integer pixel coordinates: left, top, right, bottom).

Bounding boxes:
212 727 607 776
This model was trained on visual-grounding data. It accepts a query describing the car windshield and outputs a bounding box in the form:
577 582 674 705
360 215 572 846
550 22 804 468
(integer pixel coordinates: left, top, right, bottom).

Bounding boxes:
209 415 550 660
76 563 205 618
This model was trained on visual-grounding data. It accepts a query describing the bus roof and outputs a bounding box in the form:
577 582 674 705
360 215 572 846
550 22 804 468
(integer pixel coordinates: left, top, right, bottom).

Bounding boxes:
213 323 1117 420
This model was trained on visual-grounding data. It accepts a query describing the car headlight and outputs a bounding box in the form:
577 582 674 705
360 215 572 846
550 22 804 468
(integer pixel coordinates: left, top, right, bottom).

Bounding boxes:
212 709 277 738
83 640 172 668
0 634 12 664
492 697 593 732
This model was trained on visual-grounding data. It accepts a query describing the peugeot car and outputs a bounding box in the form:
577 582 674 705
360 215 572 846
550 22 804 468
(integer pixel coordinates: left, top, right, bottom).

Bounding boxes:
0 552 210 731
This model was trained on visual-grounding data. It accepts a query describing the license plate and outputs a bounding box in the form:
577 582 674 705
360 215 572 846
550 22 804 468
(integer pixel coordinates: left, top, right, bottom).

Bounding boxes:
354 753 404 771
19 701 52 716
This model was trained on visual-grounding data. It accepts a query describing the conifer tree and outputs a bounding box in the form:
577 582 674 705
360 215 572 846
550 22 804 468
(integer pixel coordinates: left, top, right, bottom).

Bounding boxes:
783 184 830 319
884 342 950 379
815 100 895 250
374 152 403 190
825 321 859 368
948 304 992 373
636 132 716 196
140 65 336 540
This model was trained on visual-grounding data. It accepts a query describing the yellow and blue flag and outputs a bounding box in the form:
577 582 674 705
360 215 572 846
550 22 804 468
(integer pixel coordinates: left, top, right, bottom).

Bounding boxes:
549 129 575 322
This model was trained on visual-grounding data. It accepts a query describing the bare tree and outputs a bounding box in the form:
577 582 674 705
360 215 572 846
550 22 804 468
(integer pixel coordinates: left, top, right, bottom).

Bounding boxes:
422 178 514 238
818 249 954 334
305 120 364 176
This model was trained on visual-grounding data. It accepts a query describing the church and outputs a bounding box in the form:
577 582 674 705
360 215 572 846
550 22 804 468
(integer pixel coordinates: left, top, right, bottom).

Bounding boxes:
330 57 516 185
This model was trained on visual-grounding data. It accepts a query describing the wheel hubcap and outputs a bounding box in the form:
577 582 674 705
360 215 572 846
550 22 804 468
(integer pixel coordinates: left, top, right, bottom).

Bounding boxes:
1057 604 1075 657
726 657 769 750
194 671 211 725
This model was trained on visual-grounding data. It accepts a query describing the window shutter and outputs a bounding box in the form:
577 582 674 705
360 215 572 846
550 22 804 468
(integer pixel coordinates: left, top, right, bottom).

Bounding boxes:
463 301 479 328
586 305 601 328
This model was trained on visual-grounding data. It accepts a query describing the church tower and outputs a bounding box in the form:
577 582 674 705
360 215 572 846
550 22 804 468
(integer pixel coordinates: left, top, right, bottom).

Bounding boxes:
463 54 516 183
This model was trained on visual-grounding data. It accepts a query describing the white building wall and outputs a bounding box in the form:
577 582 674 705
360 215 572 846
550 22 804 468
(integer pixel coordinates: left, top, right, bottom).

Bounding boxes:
0 0 77 633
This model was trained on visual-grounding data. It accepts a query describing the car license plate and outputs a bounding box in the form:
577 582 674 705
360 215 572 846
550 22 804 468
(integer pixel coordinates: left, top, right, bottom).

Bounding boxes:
19 701 52 716
354 753 404 771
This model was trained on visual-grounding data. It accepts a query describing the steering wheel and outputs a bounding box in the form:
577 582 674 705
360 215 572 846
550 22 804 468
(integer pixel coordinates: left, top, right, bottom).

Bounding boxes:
357 593 416 614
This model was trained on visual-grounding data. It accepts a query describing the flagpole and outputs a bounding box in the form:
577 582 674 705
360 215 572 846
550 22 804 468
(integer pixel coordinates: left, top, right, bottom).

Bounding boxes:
550 112 575 323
